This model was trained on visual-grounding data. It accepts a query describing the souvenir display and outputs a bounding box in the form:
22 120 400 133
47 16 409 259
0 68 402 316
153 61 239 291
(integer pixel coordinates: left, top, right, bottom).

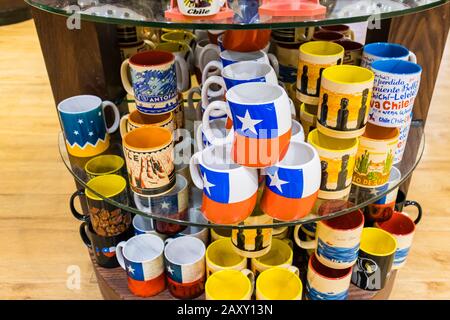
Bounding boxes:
206 238 248 277
351 228 397 291
308 129 358 199
84 155 125 181
316 65 374 139
296 41 344 105
164 236 206 299
369 60 422 128
361 42 417 69
57 95 120 157
260 141 321 221
203 83 292 167
256 267 302 300
70 175 132 237
250 239 295 277
353 123 399 188
116 234 166 297
205 269 254 300
79 221 133 268
120 110 175 137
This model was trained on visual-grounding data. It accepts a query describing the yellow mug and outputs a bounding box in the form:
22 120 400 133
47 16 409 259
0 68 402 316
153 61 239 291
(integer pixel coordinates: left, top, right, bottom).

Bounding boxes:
251 239 295 277
120 109 175 137
211 228 232 242
205 269 255 300
300 103 317 137
84 155 125 181
256 267 302 300
206 239 247 278
161 30 196 48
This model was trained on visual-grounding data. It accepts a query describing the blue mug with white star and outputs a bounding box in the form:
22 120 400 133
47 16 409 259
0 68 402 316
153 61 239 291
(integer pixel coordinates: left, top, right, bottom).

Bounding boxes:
57 95 120 157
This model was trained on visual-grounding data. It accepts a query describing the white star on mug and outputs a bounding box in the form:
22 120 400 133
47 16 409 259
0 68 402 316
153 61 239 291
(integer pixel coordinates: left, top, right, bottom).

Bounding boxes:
78 119 84 124
167 265 174 274
161 201 170 210
73 130 79 135
202 173 215 196
268 169 289 193
237 110 262 135
88 131 94 136
127 265 135 274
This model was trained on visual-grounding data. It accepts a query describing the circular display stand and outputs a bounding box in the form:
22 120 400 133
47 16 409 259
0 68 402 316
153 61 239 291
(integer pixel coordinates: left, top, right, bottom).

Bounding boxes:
90 252 397 300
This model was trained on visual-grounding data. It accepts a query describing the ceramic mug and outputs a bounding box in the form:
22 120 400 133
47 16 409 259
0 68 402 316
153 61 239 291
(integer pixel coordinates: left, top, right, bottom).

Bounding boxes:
231 212 273 258
195 118 227 151
203 83 292 168
296 41 344 105
70 175 132 237
395 190 423 219
274 42 300 85
177 0 225 16
222 29 272 52
251 239 295 277
194 38 221 84
122 126 175 196
394 111 413 164
120 109 174 137
210 228 232 242
312 31 344 42
319 25 355 40
369 59 422 128
306 253 352 300
57 95 120 157
361 42 417 69
164 236 206 299
176 208 210 246
317 65 374 139
116 234 166 297
260 141 321 221
294 203 364 269
161 30 196 48
205 269 255 300
353 123 399 188
206 238 247 277
308 129 358 199
375 211 419 269
84 155 125 181
190 143 258 224
132 215 166 239
333 39 364 66
290 119 305 142
79 221 133 268
133 174 188 235
121 51 189 114
300 103 318 137
351 227 397 291
256 267 302 300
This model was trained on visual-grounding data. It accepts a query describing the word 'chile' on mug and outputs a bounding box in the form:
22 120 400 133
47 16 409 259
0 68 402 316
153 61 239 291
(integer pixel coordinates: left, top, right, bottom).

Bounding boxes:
123 126 175 196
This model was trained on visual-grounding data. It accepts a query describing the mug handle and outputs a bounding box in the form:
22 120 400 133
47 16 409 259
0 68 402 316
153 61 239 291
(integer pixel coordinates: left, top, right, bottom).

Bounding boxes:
267 53 279 77
241 269 255 295
405 200 422 224
289 98 297 119
120 59 134 96
174 55 190 92
287 265 300 277
195 123 205 152
143 39 156 49
119 114 129 138
164 238 175 246
189 151 204 190
79 222 92 249
201 60 223 85
348 30 355 41
408 51 417 64
199 44 221 72
202 100 234 146
115 241 127 270
201 75 226 112
70 190 90 222
101 101 120 134
293 225 316 250
187 86 202 121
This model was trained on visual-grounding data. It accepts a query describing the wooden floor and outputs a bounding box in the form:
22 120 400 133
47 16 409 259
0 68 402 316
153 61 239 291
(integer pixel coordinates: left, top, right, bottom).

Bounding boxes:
0 20 449 300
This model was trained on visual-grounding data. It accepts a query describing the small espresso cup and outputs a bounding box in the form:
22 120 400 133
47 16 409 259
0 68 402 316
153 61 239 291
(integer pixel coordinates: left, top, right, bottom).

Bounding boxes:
294 203 364 269
57 95 120 157
251 239 295 277
361 42 417 69
122 126 175 196
189 143 259 224
116 234 166 297
351 228 397 291
120 51 189 114
120 109 174 137
84 155 125 181
206 238 247 277
70 175 132 237
164 236 206 299
256 267 302 300
260 141 321 221
375 211 418 269
205 269 255 300
79 221 133 268
306 253 352 300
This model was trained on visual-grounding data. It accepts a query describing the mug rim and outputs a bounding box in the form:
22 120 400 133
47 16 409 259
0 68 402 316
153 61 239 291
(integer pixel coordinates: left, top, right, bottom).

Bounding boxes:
313 30 344 41
121 234 164 263
362 122 399 141
270 141 319 170
205 269 252 299
300 41 344 57
360 227 397 257
164 236 206 266
323 65 374 84
57 95 102 114
85 174 127 201
128 109 173 127
220 49 266 62
371 59 422 75
376 211 415 236
308 129 358 153
206 238 246 269
132 214 154 233
222 61 273 80
252 238 292 268
123 126 173 152
84 155 124 176
309 253 352 280
364 42 410 58
256 267 302 299
226 82 285 105
129 50 175 67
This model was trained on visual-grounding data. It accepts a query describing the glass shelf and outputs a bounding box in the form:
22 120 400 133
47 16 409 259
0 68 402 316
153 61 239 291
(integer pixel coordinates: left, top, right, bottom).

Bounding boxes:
59 100 425 229
27 0 448 30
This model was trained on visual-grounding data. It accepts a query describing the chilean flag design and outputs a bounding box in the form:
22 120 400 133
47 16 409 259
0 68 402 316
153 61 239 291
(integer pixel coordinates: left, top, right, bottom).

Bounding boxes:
199 165 258 224
165 258 205 284
125 256 165 297
228 99 292 167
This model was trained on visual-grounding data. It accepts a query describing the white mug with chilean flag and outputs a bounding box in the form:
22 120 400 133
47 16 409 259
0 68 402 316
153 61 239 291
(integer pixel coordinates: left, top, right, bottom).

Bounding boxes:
202 82 292 168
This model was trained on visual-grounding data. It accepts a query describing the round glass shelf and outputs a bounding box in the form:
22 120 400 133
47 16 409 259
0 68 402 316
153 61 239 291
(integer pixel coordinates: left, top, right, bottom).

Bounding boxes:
59 102 425 229
27 0 448 30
